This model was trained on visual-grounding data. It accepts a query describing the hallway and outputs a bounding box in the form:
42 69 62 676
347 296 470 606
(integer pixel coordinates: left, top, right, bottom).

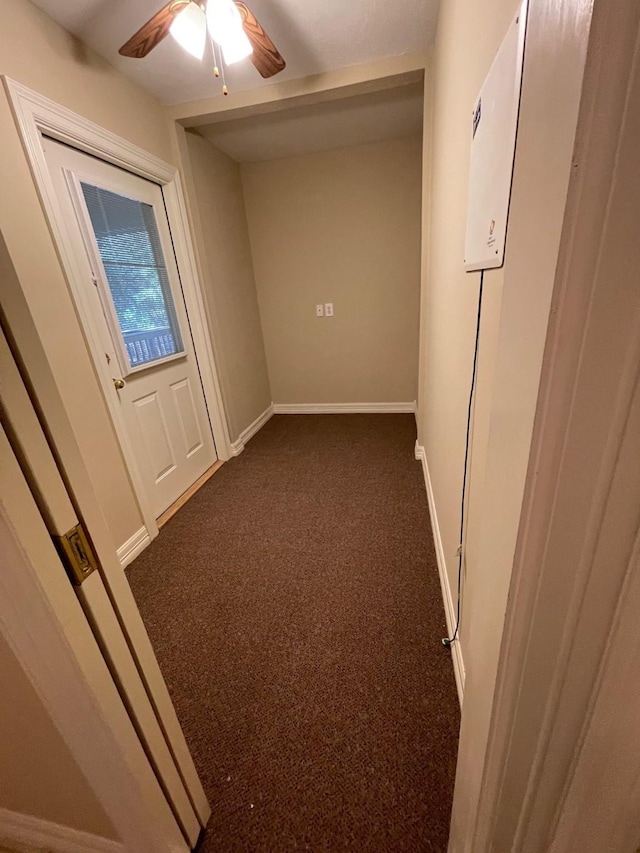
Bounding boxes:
126 414 459 851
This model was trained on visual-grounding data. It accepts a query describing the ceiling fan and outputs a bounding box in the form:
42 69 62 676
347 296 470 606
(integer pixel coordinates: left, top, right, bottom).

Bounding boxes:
119 0 285 80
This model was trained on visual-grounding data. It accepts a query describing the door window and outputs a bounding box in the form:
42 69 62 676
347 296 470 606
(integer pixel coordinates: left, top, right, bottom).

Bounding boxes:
81 183 184 371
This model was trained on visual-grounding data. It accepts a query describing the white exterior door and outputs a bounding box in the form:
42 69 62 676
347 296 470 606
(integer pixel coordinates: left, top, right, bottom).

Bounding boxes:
44 138 217 518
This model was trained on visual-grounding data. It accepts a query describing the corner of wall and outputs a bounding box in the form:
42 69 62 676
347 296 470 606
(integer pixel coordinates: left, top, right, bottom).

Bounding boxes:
416 48 436 450
117 526 152 568
229 402 274 456
176 128 272 443
172 123 236 440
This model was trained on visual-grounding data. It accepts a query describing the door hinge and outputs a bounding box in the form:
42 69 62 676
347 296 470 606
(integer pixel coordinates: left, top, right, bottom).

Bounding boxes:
53 523 98 586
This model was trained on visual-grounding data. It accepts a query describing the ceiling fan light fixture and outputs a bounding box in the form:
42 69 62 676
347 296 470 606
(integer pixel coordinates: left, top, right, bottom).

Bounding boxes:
206 0 252 63
205 0 238 41
221 28 253 64
170 2 207 59
118 0 284 77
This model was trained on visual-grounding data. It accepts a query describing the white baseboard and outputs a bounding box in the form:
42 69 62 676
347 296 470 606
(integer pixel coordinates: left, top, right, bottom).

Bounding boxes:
415 441 465 705
0 807 123 853
272 402 416 414
117 526 151 568
230 403 274 456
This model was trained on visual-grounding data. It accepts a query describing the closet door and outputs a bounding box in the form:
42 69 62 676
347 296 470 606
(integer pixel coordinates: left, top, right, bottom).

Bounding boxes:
0 320 209 848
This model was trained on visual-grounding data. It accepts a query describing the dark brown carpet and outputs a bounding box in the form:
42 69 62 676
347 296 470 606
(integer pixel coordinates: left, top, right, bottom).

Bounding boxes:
126 414 459 852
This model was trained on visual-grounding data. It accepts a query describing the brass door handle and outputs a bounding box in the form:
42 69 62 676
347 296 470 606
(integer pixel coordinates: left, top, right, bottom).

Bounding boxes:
113 378 126 390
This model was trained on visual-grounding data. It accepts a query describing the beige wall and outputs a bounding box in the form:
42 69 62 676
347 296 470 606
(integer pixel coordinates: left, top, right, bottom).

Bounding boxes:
418 0 518 660
182 131 271 440
241 136 423 405
418 0 593 849
0 0 180 552
0 631 117 840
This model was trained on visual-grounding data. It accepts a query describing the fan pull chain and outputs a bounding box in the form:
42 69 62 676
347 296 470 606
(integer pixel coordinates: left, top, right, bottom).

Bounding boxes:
220 56 229 96
209 34 228 95
210 34 220 78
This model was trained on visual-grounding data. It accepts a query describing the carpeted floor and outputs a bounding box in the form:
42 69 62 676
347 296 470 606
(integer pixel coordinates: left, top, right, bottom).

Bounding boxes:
126 414 459 851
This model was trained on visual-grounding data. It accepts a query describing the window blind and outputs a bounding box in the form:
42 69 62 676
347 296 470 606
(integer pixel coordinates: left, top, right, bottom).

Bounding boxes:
81 183 183 368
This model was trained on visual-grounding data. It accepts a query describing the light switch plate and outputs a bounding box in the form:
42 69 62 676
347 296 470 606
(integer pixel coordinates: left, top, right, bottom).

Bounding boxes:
316 304 324 317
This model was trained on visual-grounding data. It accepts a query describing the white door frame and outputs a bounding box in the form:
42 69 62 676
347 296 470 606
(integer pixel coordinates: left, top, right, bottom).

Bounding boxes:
3 77 232 542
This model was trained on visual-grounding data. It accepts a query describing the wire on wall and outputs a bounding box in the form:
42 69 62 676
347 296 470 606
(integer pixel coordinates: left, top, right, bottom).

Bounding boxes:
443 268 485 647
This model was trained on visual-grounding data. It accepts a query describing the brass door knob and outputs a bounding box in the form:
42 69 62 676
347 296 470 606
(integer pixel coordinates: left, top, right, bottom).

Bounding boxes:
113 378 126 390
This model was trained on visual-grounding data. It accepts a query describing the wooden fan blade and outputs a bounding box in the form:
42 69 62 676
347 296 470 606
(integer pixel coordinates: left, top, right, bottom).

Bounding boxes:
235 2 286 78
119 0 190 58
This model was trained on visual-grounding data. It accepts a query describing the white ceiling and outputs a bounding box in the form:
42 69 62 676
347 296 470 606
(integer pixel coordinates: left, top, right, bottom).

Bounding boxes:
197 83 424 162
30 0 438 106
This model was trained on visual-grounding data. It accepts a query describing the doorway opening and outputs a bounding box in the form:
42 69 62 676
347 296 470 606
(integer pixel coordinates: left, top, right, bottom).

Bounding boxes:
118 77 458 851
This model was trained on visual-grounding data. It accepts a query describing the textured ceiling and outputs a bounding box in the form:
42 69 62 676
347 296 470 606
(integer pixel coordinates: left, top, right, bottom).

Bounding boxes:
197 83 424 162
30 0 439 105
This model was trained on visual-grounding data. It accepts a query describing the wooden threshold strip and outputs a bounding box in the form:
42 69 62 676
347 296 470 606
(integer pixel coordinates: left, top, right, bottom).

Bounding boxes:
157 460 224 529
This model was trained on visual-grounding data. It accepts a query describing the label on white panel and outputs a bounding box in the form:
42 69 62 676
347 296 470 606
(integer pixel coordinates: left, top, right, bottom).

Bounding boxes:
464 0 528 272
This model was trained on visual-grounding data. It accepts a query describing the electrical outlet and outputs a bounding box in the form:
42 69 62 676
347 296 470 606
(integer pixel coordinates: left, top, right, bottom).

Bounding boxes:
315 304 324 317
325 302 334 317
